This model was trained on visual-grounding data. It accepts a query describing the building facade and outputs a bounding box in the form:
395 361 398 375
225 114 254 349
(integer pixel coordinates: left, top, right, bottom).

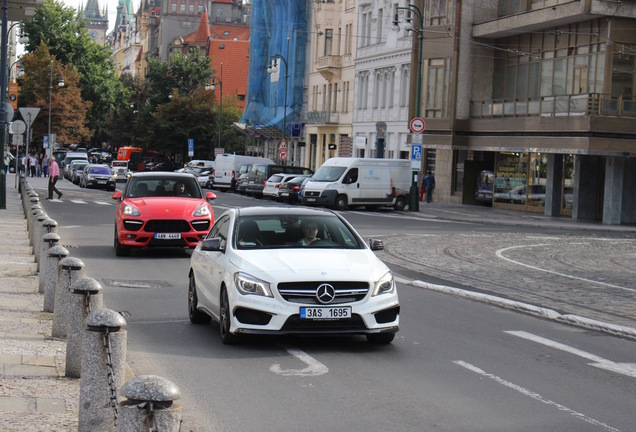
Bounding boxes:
404 0 636 225
81 0 109 45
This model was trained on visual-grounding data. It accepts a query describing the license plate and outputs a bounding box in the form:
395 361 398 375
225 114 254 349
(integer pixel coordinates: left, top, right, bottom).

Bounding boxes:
155 233 181 239
98 180 106 184
300 306 351 320
306 197 316 202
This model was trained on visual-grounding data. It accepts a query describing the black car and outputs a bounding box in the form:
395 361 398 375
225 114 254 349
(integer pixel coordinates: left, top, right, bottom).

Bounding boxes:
144 160 176 172
278 175 312 203
79 164 116 191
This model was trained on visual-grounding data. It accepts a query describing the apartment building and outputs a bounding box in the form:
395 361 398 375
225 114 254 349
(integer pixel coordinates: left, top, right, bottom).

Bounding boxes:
410 0 636 224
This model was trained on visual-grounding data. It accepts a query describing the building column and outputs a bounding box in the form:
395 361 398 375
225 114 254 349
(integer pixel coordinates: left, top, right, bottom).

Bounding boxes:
572 155 599 221
603 156 636 225
545 154 563 217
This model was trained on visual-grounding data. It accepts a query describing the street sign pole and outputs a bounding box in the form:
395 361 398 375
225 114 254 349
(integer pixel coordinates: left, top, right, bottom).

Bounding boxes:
409 117 426 212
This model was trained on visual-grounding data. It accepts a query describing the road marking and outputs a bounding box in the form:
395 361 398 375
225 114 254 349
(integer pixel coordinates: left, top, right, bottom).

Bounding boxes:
506 331 636 378
270 346 329 376
496 244 636 293
454 360 621 432
70 199 87 204
95 201 111 205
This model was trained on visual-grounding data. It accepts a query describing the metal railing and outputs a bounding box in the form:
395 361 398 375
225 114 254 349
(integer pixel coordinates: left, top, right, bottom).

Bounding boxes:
470 94 636 119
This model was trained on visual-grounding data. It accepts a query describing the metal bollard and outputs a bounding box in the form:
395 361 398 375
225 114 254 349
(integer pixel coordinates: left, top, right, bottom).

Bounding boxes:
40 233 61 293
118 375 182 432
23 188 35 215
52 257 85 338
66 277 104 378
37 220 58 279
79 309 127 432
44 245 69 312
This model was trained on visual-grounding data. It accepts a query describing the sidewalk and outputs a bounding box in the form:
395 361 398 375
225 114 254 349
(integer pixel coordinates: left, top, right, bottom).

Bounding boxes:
0 178 79 431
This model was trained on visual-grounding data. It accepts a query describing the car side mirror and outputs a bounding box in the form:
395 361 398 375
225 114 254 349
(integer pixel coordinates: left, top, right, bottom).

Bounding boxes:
112 191 122 201
368 238 384 251
201 237 224 252
206 191 217 201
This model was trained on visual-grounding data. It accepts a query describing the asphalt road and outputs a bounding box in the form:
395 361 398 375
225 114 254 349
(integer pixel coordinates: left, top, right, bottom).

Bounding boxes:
33 176 635 432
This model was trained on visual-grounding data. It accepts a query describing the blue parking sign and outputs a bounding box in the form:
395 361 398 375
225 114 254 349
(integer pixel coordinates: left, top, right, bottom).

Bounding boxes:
411 144 422 161
188 139 194 157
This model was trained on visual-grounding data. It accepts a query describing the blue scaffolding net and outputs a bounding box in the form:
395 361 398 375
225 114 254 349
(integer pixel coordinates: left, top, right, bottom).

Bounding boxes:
240 0 308 139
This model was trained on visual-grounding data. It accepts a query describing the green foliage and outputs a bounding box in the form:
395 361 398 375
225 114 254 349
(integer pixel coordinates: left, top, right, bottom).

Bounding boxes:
20 0 127 146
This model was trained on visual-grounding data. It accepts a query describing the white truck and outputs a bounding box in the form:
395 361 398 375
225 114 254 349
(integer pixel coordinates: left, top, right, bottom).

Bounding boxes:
301 157 412 211
213 154 274 191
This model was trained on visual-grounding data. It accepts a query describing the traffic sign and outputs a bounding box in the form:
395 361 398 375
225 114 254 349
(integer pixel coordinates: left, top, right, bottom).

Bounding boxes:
409 117 426 134
278 150 287 161
188 138 194 157
279 139 287 150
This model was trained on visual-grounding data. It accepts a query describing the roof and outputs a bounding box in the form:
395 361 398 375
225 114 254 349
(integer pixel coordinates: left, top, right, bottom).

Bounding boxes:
208 40 250 110
130 172 197 180
235 206 337 217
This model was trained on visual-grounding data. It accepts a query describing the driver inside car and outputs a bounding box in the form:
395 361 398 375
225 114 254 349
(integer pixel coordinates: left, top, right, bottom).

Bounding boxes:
299 221 319 246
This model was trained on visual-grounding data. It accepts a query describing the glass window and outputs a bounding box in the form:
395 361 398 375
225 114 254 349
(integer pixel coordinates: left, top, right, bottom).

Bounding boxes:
324 29 333 56
494 153 527 204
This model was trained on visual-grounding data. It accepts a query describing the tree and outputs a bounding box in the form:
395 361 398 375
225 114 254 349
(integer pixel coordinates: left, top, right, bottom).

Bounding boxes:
18 43 91 145
21 0 127 146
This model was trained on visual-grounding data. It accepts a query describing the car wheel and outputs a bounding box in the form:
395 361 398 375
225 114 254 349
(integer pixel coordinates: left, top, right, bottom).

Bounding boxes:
366 333 395 345
394 197 406 211
114 227 130 257
219 287 238 344
189 273 211 324
335 194 348 210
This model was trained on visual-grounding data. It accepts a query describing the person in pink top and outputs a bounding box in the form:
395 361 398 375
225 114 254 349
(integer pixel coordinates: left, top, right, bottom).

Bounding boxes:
47 156 63 200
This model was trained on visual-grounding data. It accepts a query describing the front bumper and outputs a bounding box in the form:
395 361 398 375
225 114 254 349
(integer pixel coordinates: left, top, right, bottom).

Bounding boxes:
117 219 210 248
302 189 337 206
227 287 400 336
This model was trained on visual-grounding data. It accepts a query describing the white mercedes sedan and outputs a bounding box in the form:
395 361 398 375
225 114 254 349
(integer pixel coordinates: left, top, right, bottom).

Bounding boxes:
188 206 400 344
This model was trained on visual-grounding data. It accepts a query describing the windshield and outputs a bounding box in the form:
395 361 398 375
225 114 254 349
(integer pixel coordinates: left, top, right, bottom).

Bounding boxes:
234 214 363 250
89 167 112 175
311 166 346 182
126 177 202 198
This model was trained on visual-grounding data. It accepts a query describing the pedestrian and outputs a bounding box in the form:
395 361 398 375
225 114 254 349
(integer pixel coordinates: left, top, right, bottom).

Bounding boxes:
29 153 37 177
42 154 49 177
36 153 43 177
19 153 25 174
422 170 435 204
47 156 63 200
419 179 426 202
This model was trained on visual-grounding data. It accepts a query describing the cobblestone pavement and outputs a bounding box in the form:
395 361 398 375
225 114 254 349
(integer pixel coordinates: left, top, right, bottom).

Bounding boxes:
376 215 636 333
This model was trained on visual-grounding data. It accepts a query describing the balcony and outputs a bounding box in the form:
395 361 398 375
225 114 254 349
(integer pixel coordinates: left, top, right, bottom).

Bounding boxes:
306 111 340 125
316 55 342 80
470 94 636 119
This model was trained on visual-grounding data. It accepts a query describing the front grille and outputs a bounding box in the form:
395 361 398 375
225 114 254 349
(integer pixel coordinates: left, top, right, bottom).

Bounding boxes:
277 281 369 305
144 220 191 233
281 314 366 332
304 191 321 198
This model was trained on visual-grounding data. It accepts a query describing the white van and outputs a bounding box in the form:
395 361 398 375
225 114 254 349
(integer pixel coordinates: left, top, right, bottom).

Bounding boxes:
213 154 274 191
301 157 412 211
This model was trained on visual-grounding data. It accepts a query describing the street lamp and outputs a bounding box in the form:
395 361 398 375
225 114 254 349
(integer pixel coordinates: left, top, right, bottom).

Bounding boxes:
208 63 223 154
267 36 290 163
47 61 64 157
393 2 424 212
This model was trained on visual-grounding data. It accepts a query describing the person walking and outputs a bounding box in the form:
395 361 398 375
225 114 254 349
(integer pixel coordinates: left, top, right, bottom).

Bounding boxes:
422 170 435 204
29 153 37 177
47 156 63 200
42 154 49 177
36 153 43 177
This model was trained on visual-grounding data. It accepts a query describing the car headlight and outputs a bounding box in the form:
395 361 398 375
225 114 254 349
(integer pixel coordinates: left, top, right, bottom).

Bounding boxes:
113 173 119 179
193 205 210 217
325 182 338 190
123 204 141 216
109 176 115 182
372 271 395 296
234 272 273 297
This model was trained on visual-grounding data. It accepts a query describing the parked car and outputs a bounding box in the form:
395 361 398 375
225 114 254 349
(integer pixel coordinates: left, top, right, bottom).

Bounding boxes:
70 160 90 184
235 172 250 194
144 160 176 172
278 175 312 203
62 151 89 179
111 172 217 256
111 160 131 183
79 164 116 190
188 206 399 344
192 167 213 188
262 173 302 200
